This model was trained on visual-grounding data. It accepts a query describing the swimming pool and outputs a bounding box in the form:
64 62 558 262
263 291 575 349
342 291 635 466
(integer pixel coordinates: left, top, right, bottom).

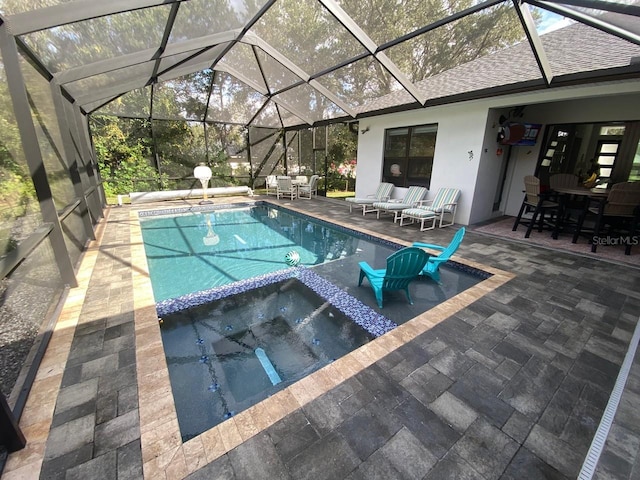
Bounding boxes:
139 202 490 440
139 203 401 302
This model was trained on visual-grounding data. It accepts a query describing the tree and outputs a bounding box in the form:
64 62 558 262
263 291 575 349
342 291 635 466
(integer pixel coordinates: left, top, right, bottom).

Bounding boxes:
90 116 161 195
0 70 40 255
325 124 358 191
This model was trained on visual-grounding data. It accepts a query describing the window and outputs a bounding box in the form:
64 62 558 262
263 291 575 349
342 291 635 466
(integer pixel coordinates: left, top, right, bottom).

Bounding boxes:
630 139 640 182
593 139 620 189
383 124 437 188
535 122 633 189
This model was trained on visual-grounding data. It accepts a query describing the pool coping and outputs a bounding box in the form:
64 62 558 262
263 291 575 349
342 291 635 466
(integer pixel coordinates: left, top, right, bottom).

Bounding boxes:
129 198 515 479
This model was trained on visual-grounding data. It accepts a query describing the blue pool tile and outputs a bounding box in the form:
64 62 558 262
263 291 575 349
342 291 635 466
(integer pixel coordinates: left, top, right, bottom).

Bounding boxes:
156 267 398 338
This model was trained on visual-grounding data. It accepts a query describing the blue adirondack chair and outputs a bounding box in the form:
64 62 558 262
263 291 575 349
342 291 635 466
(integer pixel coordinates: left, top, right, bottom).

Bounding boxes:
412 227 465 283
358 247 430 308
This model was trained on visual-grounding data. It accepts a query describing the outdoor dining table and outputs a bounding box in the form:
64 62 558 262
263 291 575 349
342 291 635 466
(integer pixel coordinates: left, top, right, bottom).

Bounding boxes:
551 186 609 243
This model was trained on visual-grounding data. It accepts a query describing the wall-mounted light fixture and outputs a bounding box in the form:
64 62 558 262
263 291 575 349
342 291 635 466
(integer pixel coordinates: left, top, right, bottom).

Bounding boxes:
360 126 370 135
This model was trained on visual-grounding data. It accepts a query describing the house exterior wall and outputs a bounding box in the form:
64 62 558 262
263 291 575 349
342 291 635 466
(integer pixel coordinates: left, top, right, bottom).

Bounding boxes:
355 79 640 225
500 89 640 217
356 102 489 226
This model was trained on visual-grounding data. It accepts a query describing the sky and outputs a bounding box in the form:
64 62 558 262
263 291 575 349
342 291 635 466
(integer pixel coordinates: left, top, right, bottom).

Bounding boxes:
537 8 573 35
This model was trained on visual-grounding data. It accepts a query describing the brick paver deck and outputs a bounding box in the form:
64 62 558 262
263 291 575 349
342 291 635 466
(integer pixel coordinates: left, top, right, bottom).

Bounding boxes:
2 195 639 480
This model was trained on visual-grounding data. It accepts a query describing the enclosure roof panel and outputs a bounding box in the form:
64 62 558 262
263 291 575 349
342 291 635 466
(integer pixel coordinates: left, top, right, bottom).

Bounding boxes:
1 0 638 128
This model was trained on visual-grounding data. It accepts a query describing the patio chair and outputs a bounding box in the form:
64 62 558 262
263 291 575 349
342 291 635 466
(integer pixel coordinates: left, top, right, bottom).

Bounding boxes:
265 175 278 195
589 181 640 255
358 246 430 308
412 227 465 283
298 175 319 199
345 182 394 215
512 175 560 238
549 173 582 218
276 177 297 200
549 173 579 190
399 187 461 230
369 186 428 222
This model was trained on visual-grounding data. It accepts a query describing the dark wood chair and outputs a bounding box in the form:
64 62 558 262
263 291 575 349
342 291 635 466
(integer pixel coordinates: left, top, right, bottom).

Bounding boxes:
549 173 579 190
589 182 640 255
549 173 582 230
512 175 560 238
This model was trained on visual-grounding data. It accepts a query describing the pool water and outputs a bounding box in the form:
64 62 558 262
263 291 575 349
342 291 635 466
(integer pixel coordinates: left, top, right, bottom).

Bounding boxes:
160 277 373 441
141 202 490 441
140 204 394 302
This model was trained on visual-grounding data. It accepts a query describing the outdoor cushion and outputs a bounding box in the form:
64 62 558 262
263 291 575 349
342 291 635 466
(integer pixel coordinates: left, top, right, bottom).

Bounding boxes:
346 183 394 214
399 208 438 231
420 188 460 213
400 187 460 229
371 186 428 221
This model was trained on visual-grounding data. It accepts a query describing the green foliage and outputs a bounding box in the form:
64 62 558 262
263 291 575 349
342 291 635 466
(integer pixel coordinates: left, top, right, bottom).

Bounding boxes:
99 157 165 196
326 158 357 191
0 166 37 219
0 161 39 255
324 124 358 191
91 115 251 193
75 0 529 194
91 116 165 195
328 124 358 166
250 0 533 106
0 87 40 255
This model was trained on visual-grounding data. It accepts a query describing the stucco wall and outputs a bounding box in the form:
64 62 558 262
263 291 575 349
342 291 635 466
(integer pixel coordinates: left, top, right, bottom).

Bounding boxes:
355 79 640 225
356 102 489 226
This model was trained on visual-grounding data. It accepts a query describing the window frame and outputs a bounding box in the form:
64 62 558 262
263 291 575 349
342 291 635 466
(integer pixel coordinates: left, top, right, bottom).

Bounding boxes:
382 124 437 189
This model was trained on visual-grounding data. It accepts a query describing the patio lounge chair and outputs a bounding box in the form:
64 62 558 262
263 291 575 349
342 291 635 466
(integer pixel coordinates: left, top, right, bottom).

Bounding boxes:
369 186 428 222
358 246 430 308
399 187 461 230
412 227 465 283
298 175 319 198
345 182 394 215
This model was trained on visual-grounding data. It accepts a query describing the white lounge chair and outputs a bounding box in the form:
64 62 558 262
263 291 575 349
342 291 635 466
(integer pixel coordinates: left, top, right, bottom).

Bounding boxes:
369 186 428 222
400 187 461 230
345 182 394 215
